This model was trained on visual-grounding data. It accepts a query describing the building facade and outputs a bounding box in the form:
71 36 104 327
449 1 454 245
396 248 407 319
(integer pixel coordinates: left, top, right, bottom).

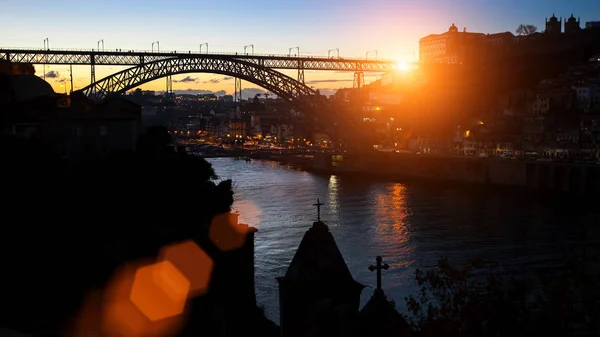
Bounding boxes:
419 23 485 63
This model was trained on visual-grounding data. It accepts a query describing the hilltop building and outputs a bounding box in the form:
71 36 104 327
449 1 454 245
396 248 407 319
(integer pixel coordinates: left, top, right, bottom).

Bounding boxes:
545 13 583 35
418 23 485 63
419 14 592 64
586 21 600 30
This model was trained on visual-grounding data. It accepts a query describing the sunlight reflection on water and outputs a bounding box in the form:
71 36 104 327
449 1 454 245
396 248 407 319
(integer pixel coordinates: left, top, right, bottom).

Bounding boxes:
208 157 600 322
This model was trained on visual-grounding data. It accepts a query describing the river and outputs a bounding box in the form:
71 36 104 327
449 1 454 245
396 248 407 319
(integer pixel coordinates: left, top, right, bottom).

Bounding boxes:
207 157 600 323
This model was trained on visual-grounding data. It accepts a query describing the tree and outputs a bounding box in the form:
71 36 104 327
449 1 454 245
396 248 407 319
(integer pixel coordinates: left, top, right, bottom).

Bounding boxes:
405 257 600 336
516 24 538 36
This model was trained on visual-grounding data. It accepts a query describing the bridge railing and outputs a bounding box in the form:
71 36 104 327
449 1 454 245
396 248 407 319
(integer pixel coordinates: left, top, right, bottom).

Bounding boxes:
0 46 397 62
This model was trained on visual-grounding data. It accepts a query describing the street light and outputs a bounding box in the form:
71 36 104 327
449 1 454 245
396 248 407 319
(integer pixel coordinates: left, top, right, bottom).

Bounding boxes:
288 46 300 57
366 50 378 59
152 41 160 52
328 48 339 58
199 42 208 53
244 44 254 54
97 39 104 51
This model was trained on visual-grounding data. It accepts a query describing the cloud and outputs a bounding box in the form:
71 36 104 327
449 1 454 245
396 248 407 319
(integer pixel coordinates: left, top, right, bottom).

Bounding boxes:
45 70 59 78
306 79 353 84
57 78 68 83
174 76 197 83
222 76 233 81
168 87 265 98
314 89 338 97
241 88 267 99
171 89 228 96
202 78 220 84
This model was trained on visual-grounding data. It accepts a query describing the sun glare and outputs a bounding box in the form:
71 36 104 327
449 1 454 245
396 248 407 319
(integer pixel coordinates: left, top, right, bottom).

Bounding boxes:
396 59 411 71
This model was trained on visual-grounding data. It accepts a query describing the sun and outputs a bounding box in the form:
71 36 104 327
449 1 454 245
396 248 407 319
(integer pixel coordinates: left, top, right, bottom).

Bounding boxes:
396 59 411 72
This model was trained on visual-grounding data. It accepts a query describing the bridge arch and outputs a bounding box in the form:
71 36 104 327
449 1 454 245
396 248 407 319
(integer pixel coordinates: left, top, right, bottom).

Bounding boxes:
77 56 316 105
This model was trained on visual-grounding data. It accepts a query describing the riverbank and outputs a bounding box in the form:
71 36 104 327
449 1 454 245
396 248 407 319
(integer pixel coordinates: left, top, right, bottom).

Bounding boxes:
308 152 600 195
193 148 600 195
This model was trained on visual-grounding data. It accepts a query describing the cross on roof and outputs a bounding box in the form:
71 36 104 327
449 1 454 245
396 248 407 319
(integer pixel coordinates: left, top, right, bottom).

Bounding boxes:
368 256 389 291
313 198 324 222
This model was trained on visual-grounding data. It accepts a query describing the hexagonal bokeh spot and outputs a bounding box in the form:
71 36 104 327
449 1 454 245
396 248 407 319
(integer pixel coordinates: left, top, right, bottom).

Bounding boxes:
129 261 190 321
100 261 186 337
209 212 250 252
159 240 215 297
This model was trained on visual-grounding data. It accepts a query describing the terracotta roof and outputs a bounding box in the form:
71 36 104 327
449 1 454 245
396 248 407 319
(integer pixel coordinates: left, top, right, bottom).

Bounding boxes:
355 289 414 337
282 221 361 288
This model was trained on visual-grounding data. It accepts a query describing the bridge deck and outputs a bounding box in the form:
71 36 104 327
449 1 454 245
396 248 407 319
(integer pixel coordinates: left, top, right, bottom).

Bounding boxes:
0 48 396 72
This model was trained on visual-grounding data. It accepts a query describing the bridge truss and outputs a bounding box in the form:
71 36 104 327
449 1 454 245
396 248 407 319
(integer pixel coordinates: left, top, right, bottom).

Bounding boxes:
79 56 316 102
0 49 395 72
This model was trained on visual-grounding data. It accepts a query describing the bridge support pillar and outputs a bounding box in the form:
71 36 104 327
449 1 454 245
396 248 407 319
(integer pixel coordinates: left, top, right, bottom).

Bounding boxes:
90 55 96 84
166 75 173 107
90 55 96 97
234 77 242 102
297 60 305 85
353 71 364 89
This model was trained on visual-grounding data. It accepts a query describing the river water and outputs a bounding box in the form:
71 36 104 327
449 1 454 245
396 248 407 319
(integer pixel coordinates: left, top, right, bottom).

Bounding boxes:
207 157 600 323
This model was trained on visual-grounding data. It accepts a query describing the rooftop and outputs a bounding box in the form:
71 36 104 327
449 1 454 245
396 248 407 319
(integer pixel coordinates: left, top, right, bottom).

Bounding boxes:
356 289 413 337
281 220 361 289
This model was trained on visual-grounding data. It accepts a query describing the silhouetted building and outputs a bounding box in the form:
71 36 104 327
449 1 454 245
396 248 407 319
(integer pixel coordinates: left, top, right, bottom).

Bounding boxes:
565 14 582 35
419 23 485 63
545 14 562 35
3 75 142 156
586 21 600 30
355 289 413 337
277 219 364 337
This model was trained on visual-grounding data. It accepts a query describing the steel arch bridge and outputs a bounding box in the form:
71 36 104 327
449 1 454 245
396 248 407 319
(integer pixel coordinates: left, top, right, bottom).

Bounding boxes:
78 56 316 103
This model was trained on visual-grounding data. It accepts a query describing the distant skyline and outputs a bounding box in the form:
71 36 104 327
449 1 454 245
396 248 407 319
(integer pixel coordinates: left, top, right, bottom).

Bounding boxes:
2 0 599 94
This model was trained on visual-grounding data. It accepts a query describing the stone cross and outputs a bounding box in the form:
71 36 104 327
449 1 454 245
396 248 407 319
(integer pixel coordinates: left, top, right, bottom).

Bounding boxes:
368 256 389 291
313 198 324 222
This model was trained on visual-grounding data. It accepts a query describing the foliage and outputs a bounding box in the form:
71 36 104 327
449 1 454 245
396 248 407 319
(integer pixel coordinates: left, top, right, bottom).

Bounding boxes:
405 257 600 336
516 24 538 36
0 130 238 331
